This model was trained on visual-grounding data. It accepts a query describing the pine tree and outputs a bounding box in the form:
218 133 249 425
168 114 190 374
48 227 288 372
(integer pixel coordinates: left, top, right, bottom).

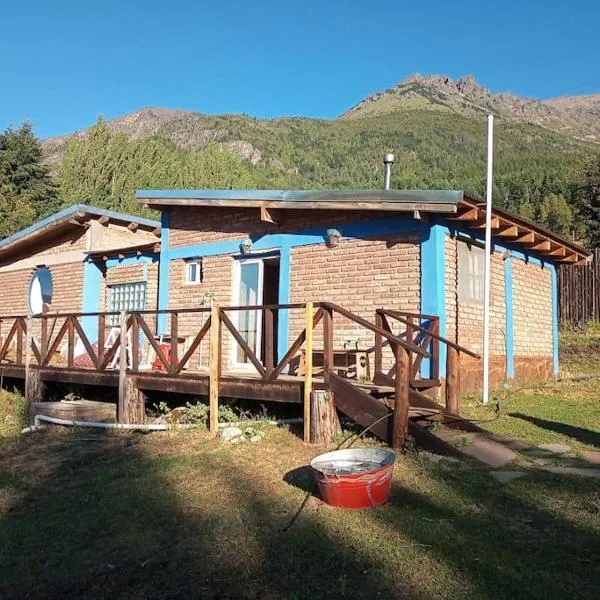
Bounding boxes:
0 122 59 236
576 153 600 247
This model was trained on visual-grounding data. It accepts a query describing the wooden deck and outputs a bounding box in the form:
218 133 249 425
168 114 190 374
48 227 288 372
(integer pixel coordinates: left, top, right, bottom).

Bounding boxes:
0 302 479 449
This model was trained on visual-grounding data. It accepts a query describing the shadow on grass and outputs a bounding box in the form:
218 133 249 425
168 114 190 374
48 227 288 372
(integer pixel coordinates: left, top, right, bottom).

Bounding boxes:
0 433 415 600
509 412 600 449
1 431 599 599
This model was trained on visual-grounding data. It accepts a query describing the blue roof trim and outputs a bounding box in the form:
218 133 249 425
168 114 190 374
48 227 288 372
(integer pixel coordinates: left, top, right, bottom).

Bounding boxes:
0 204 160 250
135 189 464 204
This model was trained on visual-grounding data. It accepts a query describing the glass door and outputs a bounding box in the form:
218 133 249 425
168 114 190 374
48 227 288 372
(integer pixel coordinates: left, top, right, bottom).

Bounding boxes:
234 258 264 368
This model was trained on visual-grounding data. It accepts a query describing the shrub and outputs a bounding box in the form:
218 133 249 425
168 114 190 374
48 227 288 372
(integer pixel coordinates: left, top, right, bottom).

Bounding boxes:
0 389 27 437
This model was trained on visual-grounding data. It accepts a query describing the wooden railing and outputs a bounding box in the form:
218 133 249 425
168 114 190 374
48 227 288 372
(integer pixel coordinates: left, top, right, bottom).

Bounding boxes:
375 308 480 414
0 302 477 450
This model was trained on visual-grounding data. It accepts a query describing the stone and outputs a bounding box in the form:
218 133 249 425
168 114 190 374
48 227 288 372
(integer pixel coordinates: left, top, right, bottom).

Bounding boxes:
231 435 248 444
580 450 600 465
542 466 600 479
220 426 243 441
419 451 459 464
459 436 517 467
489 471 527 484
249 435 263 443
538 443 572 454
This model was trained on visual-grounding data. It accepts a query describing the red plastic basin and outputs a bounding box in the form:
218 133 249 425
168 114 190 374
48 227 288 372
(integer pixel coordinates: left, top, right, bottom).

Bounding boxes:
310 448 396 509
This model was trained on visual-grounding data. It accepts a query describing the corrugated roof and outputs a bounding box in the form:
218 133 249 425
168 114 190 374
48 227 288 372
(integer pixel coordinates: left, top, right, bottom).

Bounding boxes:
0 204 160 251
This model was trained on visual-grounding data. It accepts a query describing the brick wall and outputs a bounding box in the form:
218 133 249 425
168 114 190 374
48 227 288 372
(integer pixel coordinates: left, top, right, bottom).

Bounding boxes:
512 259 553 358
288 235 420 365
168 206 404 248
445 235 554 391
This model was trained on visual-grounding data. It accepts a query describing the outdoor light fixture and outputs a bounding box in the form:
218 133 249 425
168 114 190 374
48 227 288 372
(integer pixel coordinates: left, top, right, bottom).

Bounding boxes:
326 229 342 248
240 238 253 255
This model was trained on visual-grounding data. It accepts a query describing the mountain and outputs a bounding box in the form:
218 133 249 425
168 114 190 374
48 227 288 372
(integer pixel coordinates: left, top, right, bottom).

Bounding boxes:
342 74 600 141
39 74 600 239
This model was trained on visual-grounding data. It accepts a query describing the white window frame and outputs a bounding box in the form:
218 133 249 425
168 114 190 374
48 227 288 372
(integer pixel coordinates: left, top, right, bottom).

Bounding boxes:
106 282 147 325
186 260 203 285
457 241 485 304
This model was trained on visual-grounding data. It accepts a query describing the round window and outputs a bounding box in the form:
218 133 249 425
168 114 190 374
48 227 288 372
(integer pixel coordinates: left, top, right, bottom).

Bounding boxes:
29 267 53 315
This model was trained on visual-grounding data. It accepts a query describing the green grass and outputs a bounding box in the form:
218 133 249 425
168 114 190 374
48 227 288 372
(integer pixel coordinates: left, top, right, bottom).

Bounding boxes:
0 425 599 599
458 329 600 453
0 333 599 598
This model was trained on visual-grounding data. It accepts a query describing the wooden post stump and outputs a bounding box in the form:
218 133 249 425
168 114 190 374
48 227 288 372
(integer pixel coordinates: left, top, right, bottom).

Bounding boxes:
120 376 145 424
25 368 46 406
392 344 410 450
445 346 460 414
303 302 313 443
310 389 340 445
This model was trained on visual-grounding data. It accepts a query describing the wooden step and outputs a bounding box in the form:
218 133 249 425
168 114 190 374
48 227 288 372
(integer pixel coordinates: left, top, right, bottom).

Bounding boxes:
372 371 440 391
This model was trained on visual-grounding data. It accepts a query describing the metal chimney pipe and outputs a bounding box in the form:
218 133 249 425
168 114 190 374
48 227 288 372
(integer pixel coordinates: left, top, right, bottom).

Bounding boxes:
383 153 395 190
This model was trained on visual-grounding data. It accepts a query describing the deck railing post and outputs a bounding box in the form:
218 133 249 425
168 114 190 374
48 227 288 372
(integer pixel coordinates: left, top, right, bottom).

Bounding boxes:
97 314 105 369
117 311 128 423
392 343 410 450
40 316 48 366
304 302 313 443
431 318 440 381
264 307 274 377
445 346 460 414
169 312 178 375
209 304 220 434
406 315 414 373
67 317 75 368
322 305 333 385
374 310 383 375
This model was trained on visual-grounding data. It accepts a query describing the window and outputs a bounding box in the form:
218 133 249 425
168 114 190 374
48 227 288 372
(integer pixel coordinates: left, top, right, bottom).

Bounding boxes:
29 267 53 315
107 282 147 325
186 260 202 284
457 242 485 303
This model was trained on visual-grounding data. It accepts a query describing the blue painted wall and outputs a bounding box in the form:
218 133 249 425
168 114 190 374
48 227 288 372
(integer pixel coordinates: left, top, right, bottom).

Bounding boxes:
157 209 560 377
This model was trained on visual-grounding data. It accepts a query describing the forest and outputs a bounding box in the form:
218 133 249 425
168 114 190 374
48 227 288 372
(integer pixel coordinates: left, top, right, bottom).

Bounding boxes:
1 113 600 245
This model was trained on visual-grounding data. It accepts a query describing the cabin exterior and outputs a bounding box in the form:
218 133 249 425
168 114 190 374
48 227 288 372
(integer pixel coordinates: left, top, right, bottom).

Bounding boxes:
137 189 589 393
0 205 160 342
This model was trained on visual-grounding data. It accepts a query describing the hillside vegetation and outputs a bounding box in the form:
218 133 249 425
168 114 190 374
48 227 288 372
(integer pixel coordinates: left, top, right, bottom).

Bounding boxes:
3 74 600 240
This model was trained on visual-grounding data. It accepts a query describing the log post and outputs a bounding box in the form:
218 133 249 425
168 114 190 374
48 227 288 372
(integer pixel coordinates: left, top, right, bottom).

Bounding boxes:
310 389 340 445
97 314 106 368
121 376 145 424
117 311 128 423
304 302 313 443
209 304 220 434
445 346 460 414
392 344 410 450
25 316 45 407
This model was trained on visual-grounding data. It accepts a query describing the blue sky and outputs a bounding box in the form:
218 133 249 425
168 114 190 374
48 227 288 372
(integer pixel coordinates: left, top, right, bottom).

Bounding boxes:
1 0 598 138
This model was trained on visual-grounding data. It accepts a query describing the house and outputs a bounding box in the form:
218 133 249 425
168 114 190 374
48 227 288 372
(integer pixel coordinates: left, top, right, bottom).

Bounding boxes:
0 204 161 343
136 189 589 392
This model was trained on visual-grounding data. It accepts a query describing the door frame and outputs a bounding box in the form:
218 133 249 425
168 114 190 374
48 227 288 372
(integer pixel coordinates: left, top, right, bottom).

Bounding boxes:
231 256 265 370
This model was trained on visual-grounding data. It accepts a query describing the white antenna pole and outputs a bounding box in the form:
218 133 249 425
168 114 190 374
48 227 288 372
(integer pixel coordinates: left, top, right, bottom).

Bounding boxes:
482 114 494 405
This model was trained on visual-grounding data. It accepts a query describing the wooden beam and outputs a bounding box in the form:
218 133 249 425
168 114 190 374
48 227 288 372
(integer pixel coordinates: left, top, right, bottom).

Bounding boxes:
445 347 459 414
472 216 500 229
127 222 139 231
75 211 87 220
68 219 90 228
548 246 566 257
98 216 110 226
525 240 551 252
559 253 578 263
304 302 313 443
260 206 283 225
117 311 128 423
497 224 519 237
448 207 479 221
152 227 161 237
209 304 220 434
516 231 535 243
